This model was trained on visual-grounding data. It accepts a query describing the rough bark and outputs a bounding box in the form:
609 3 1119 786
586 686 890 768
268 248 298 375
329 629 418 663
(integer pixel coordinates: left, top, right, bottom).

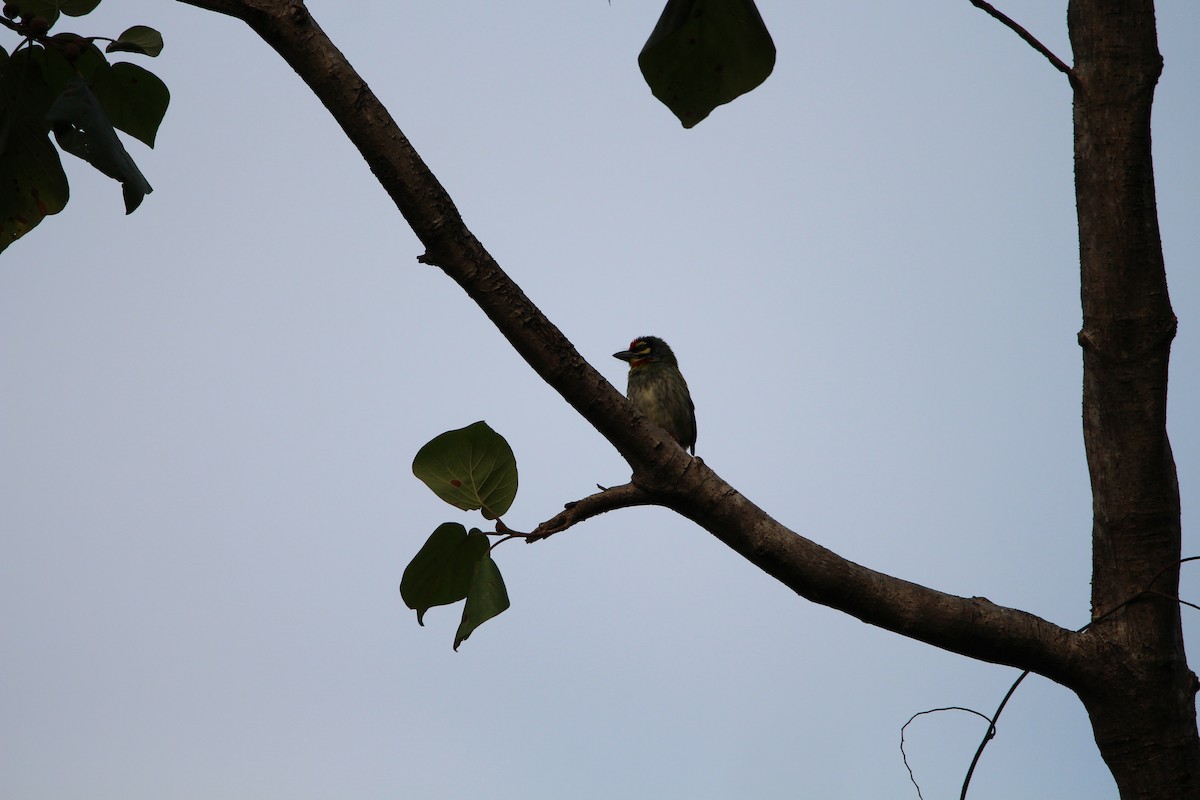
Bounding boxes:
174 0 1199 795
1068 1 1200 796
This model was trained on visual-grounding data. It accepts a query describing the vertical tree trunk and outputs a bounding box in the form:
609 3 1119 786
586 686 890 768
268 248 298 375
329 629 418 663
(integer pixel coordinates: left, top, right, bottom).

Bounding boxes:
1068 1 1200 795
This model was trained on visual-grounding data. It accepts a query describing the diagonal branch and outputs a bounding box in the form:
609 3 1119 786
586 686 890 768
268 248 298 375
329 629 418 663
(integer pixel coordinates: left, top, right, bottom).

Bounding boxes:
967 0 1077 86
175 0 1095 688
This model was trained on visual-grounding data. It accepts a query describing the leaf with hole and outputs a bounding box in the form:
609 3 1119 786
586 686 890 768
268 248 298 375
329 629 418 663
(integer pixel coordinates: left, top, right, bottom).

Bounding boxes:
46 76 152 212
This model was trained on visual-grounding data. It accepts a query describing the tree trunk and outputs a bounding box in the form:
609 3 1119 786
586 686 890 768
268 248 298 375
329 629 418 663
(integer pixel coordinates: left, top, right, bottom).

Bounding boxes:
1068 1 1200 795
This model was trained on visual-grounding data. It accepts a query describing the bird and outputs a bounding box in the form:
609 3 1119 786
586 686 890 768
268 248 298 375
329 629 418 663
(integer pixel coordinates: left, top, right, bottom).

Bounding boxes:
613 335 697 454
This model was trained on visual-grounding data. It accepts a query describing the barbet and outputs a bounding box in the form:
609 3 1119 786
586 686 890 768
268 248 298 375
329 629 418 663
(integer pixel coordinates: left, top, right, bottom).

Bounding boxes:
613 336 697 454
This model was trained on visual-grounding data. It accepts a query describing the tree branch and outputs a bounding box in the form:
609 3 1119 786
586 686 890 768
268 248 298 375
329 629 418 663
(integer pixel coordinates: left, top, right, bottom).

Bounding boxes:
967 0 1077 86
525 483 657 542
175 0 1093 687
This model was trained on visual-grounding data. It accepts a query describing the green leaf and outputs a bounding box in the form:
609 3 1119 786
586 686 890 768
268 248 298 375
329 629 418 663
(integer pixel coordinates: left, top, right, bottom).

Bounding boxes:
36 41 167 148
412 421 518 520
638 0 776 128
106 25 163 58
10 0 61 28
0 115 69 253
67 39 112 87
12 0 102 18
35 38 101 97
0 48 69 253
400 523 489 625
91 62 169 147
453 553 510 650
46 75 152 212
60 0 103 17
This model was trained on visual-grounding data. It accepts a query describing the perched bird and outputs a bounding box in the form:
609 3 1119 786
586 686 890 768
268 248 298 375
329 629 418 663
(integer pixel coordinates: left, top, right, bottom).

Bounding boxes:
613 335 697 454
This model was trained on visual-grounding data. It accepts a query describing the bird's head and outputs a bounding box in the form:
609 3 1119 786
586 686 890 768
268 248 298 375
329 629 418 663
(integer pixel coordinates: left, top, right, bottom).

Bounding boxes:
613 336 677 369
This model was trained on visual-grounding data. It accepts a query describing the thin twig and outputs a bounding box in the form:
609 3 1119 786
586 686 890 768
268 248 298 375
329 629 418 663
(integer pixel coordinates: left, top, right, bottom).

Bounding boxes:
959 670 1030 800
967 0 1077 87
1147 590 1200 614
901 706 993 800
1085 555 1200 631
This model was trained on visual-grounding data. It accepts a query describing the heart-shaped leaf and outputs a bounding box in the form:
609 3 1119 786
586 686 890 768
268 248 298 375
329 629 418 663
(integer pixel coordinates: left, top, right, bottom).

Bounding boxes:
400 523 489 625
106 26 164 58
639 0 776 128
453 553 510 650
400 523 510 648
91 61 169 147
413 421 518 520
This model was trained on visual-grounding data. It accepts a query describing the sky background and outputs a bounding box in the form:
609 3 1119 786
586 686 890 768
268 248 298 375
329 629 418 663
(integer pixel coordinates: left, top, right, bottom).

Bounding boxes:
3 1 1200 798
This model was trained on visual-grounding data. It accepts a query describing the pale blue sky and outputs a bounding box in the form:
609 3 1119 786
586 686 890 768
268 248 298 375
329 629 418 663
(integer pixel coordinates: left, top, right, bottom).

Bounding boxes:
3 2 1199 798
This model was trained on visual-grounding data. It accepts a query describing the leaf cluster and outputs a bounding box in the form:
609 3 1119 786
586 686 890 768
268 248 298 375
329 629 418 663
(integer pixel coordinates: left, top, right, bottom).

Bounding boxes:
1 0 168 253
402 422 518 649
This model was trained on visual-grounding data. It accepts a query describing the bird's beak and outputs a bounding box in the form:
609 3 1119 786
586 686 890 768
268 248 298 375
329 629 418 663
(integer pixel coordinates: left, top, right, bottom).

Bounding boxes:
613 349 635 362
